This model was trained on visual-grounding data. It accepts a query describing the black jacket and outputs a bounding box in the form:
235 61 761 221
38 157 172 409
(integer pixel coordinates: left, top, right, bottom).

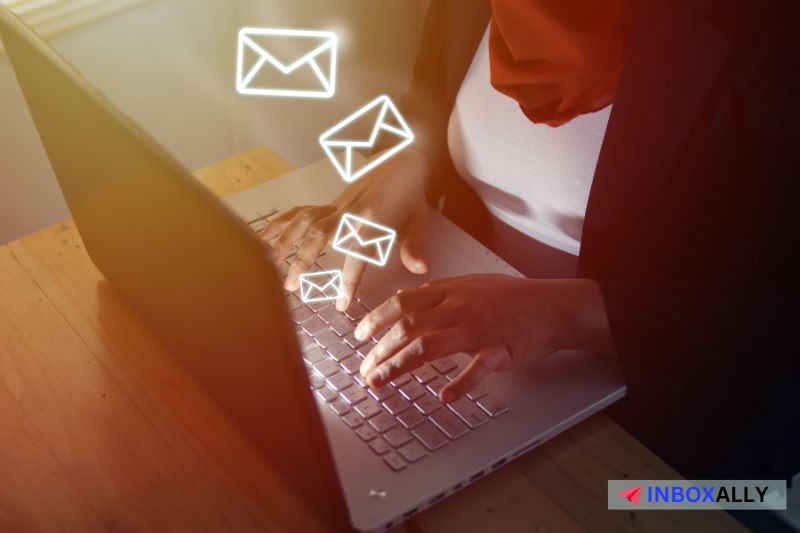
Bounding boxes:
399 0 799 480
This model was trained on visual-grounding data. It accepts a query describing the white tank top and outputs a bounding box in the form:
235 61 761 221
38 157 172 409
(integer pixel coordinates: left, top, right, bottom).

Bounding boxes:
447 30 611 255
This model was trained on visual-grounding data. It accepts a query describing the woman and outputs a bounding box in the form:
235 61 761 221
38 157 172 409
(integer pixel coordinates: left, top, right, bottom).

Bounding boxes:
263 0 799 491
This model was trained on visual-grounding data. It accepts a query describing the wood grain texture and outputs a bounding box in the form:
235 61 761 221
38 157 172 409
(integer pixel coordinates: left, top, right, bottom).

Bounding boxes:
0 146 746 532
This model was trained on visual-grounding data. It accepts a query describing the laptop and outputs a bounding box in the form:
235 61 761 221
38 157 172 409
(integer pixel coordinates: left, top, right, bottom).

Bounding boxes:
0 6 625 531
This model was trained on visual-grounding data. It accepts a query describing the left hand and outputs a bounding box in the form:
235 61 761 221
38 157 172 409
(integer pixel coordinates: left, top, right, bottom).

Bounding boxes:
354 274 615 403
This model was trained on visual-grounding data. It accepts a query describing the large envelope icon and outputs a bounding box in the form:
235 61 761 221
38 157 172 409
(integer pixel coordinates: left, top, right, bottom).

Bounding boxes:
319 95 414 182
236 27 337 99
299 270 343 303
332 213 397 267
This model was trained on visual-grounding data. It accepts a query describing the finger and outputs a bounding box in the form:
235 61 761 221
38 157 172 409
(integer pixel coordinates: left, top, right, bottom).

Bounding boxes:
440 345 510 403
364 326 472 388
260 206 304 242
272 206 335 263
360 307 459 377
354 286 445 341
284 217 338 290
399 208 429 274
337 255 367 311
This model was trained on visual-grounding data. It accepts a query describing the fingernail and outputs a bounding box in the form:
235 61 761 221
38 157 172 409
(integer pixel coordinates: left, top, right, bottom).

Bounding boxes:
284 276 295 291
354 324 366 340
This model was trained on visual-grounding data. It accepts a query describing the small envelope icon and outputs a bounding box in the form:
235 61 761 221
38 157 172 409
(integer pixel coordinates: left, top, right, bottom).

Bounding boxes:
332 213 397 267
319 95 414 182
299 270 344 303
236 27 337 99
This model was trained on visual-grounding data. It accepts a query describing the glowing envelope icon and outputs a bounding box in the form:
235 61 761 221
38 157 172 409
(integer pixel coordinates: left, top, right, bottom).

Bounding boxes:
617 486 642 505
332 213 397 267
236 27 337 99
319 95 414 183
299 270 343 303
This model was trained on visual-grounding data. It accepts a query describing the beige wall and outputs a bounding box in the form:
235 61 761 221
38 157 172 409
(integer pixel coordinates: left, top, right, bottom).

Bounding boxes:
0 0 426 244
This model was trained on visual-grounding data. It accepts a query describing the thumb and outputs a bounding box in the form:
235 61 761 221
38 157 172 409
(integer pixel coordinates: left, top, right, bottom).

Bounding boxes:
400 208 429 274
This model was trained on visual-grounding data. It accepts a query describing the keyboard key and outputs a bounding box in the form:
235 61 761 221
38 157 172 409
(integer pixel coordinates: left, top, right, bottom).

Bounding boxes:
430 356 458 375
249 220 267 233
345 302 369 321
340 386 368 405
296 333 317 353
315 386 337 403
291 306 314 324
357 289 384 310
340 356 362 375
317 305 342 324
342 412 363 429
357 342 376 359
383 426 413 448
308 374 325 390
329 399 350 416
313 359 340 378
369 436 391 455
327 342 353 362
355 399 382 419
305 300 330 313
448 398 489 428
326 373 353 392
426 376 448 397
389 373 412 388
285 293 303 311
367 385 395 402
399 381 426 401
398 440 428 463
412 363 438 384
466 386 489 401
412 422 449 451
445 353 471 379
302 346 327 365
368 412 398 433
353 373 369 388
382 452 407 472
343 332 368 349
414 395 443 415
314 330 340 349
277 260 291 278
354 425 377 441
430 410 469 439
397 408 426 429
302 316 327 335
330 319 355 337
382 395 410 415
477 395 509 418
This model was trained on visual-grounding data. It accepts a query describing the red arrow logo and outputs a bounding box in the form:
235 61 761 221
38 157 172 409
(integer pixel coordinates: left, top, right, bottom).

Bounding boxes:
617 485 642 504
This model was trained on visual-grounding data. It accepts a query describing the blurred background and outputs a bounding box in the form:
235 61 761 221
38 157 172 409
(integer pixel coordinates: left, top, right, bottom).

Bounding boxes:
0 0 428 244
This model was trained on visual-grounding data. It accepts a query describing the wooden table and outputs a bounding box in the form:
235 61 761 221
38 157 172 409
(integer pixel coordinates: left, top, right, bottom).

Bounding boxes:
0 147 745 532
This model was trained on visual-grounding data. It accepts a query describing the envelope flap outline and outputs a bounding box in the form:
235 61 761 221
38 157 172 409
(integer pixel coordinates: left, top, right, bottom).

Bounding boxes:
335 214 396 247
332 214 397 266
299 270 343 301
239 28 336 74
319 95 413 148
236 27 337 99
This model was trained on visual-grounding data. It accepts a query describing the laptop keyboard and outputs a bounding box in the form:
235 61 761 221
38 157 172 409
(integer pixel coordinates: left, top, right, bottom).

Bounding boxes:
248 212 509 472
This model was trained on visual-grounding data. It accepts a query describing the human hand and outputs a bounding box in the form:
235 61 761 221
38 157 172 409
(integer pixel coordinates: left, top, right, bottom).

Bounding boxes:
354 275 616 402
260 147 431 310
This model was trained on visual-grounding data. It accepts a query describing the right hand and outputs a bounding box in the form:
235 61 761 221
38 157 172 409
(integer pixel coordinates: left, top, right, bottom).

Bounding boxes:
260 147 431 311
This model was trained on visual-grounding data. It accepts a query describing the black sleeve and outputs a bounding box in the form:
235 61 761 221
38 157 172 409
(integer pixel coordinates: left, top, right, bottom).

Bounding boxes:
579 0 800 479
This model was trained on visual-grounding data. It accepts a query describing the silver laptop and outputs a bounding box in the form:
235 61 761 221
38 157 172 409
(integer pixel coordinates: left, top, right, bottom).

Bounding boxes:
0 6 625 531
